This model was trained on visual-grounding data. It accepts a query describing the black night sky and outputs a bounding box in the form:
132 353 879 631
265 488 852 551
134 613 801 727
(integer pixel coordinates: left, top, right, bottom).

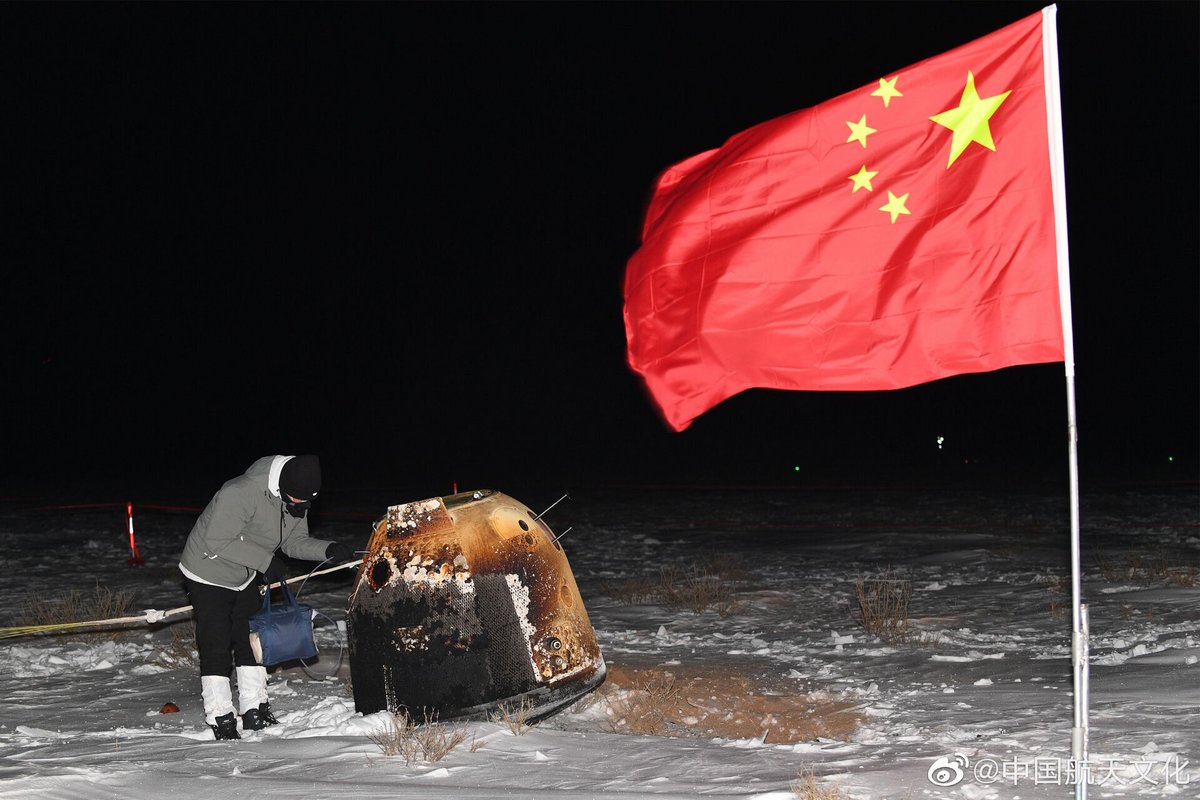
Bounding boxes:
3 2 1197 502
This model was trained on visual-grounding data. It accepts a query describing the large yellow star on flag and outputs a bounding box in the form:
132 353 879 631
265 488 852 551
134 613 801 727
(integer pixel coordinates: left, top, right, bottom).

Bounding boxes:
879 191 910 224
929 70 1012 167
848 165 878 193
845 115 876 148
871 76 902 107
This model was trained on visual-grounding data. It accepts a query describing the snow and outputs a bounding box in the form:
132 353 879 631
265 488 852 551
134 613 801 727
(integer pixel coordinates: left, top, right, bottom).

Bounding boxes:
1 484 1197 798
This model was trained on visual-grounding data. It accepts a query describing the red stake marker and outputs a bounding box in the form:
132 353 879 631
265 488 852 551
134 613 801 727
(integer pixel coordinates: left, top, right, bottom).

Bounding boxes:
127 501 144 566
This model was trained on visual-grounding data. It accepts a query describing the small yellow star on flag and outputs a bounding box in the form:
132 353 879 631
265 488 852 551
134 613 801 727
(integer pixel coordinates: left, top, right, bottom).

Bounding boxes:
848 165 878 193
871 77 902 107
879 191 910 223
930 70 1012 167
845 115 876 148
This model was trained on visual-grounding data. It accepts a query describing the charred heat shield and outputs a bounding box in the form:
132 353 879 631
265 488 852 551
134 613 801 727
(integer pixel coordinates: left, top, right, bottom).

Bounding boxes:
346 490 606 721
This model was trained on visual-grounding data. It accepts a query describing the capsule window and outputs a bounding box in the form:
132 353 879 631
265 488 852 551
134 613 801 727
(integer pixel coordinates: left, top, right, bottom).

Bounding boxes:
369 560 392 591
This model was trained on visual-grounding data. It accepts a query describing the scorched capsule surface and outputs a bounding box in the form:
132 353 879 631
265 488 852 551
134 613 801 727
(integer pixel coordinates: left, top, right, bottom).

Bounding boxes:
346 489 606 720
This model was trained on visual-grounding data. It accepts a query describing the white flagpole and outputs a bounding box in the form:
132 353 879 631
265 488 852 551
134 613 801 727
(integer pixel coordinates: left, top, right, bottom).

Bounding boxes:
1042 6 1089 798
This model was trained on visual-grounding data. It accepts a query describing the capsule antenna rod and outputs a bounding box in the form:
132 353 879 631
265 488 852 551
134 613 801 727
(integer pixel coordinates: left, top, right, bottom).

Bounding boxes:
551 526 573 544
534 492 570 520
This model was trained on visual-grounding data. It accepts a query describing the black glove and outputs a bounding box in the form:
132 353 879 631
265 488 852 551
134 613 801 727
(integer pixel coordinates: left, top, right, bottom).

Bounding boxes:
263 556 288 586
325 541 357 564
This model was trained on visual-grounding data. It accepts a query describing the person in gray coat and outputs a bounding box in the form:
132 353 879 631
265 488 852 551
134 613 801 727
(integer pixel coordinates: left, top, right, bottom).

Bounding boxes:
178 454 356 740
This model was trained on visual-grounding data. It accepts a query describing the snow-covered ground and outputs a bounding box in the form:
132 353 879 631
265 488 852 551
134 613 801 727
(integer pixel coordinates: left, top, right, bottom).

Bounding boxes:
1 483 1196 799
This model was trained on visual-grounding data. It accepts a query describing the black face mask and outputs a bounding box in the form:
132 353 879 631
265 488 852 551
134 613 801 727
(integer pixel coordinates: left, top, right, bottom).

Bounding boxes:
283 498 311 519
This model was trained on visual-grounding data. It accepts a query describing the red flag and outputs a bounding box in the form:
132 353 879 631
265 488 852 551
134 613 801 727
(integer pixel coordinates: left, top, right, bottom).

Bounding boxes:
624 9 1066 432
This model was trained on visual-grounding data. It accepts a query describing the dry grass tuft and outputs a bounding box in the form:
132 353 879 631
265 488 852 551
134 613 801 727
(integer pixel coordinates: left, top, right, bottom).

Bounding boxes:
658 566 740 616
597 663 861 743
604 669 682 736
988 544 1023 560
368 710 469 764
791 767 845 799
1048 595 1067 620
601 562 742 617
1095 555 1124 583
1034 572 1068 620
1096 554 1198 588
1126 554 1171 585
855 575 910 642
692 550 751 582
904 630 945 648
161 620 198 665
1165 566 1198 588
600 575 660 606
18 583 137 638
490 697 536 735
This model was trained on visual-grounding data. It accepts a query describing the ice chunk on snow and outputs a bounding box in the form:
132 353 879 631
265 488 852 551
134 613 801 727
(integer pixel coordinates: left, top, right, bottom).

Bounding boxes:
959 784 1000 799
131 664 168 675
16 726 76 738
973 678 993 686
931 651 1004 662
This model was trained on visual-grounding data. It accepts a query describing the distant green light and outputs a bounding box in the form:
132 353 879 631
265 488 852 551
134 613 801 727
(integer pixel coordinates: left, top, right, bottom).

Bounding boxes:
1168 456 1174 462
794 466 800 472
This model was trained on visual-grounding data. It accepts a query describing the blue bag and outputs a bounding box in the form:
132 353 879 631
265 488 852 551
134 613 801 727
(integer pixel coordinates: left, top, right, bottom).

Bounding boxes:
248 581 318 665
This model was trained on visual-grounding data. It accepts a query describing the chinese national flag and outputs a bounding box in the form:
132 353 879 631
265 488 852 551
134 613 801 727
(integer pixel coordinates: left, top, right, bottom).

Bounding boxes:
623 8 1066 432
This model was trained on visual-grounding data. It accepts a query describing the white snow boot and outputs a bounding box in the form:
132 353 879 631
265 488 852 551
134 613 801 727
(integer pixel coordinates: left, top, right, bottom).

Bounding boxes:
235 665 269 714
236 665 278 731
201 675 239 740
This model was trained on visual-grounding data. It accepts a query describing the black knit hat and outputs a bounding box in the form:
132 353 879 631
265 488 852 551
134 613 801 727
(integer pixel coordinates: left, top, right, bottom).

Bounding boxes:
279 455 321 500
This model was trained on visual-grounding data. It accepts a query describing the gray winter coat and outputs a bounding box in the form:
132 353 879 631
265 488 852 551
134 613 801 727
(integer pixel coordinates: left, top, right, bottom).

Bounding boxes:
179 456 334 588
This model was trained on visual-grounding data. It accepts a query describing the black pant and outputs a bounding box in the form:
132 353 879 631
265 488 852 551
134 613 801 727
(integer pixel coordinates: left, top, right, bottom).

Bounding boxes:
184 578 262 677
